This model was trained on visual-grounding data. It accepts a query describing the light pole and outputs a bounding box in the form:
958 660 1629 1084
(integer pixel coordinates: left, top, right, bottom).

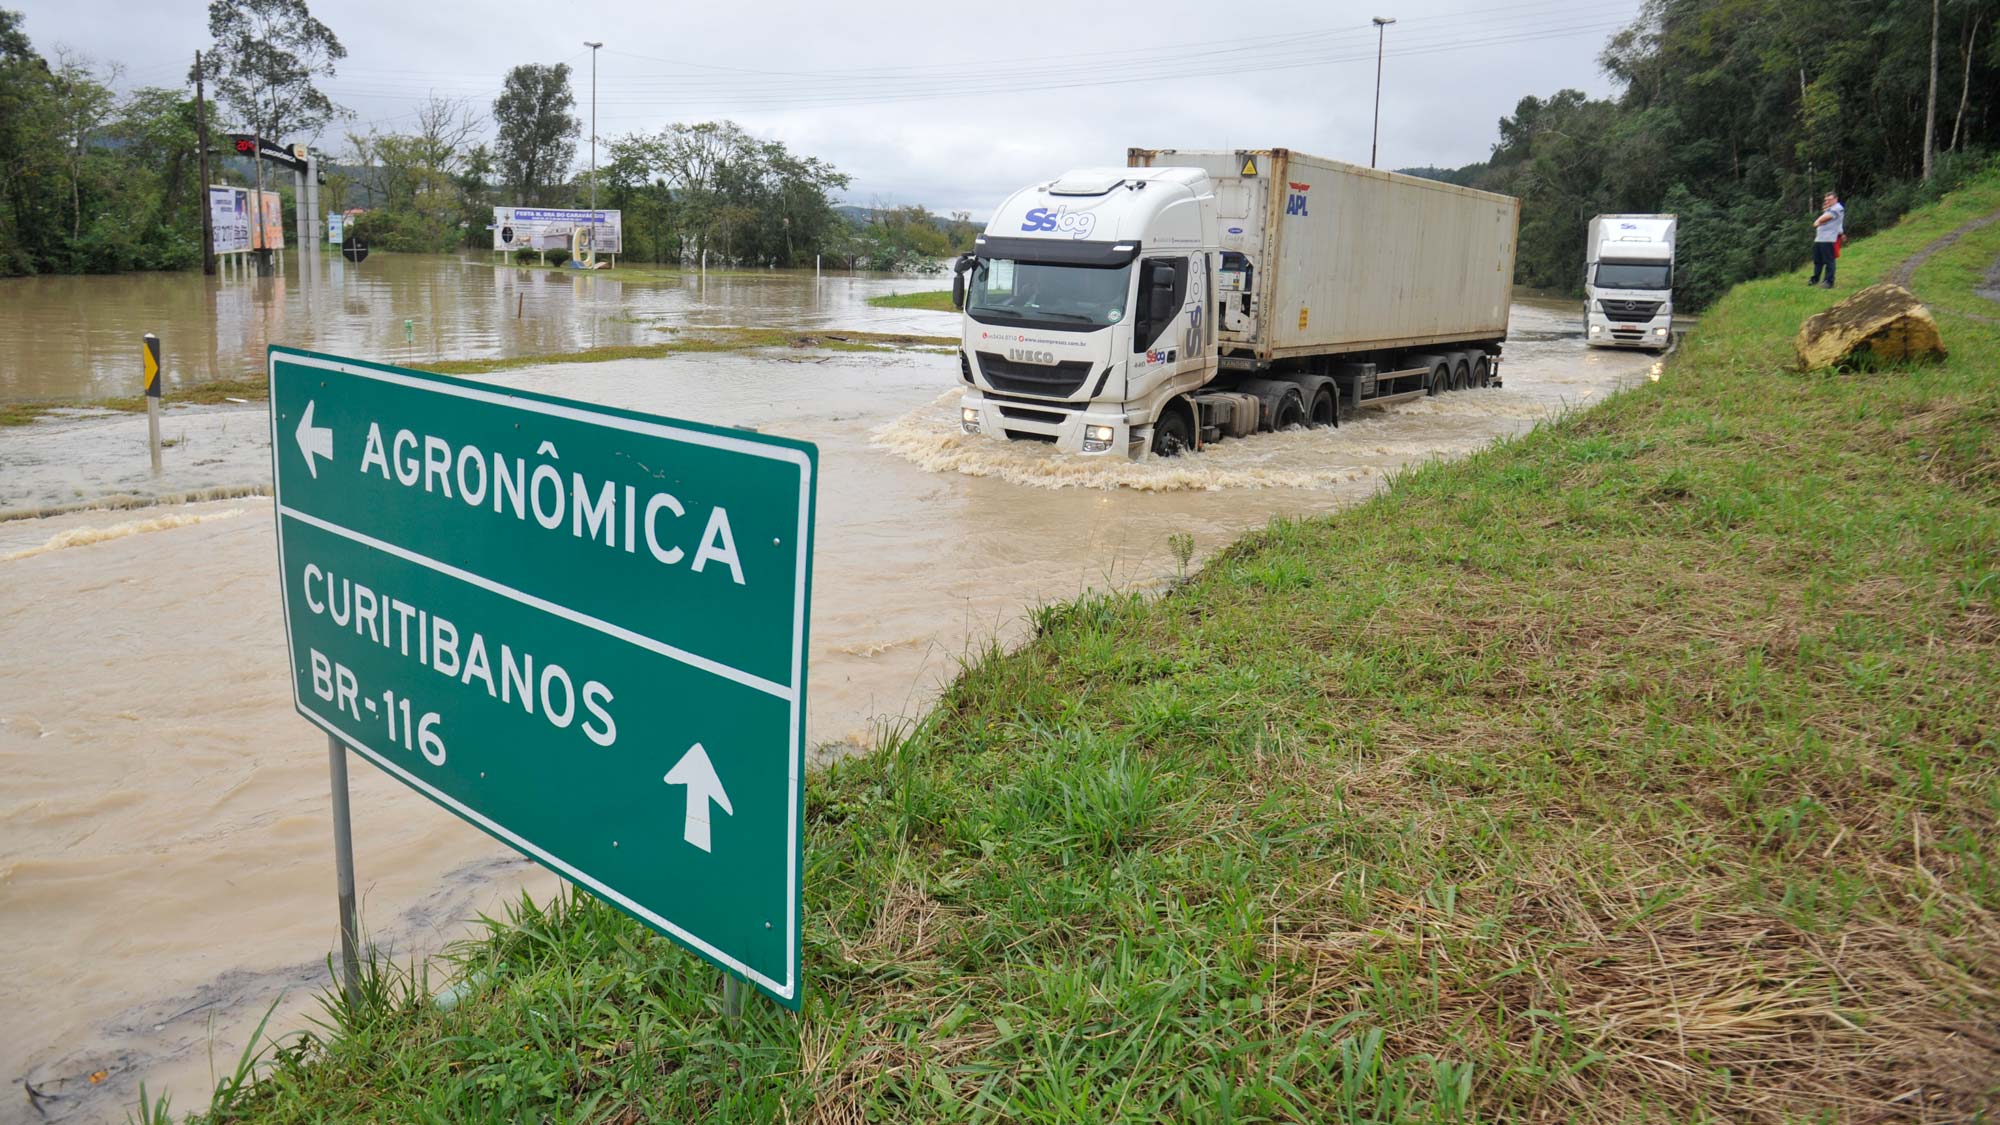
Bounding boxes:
1370 17 1395 169
584 40 603 261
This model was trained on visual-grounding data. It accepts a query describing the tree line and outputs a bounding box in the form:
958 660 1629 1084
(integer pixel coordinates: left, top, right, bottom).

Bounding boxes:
0 0 966 277
1410 0 1998 310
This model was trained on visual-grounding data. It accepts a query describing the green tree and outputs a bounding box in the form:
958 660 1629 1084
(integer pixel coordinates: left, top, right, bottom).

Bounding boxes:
204 0 347 141
493 63 577 206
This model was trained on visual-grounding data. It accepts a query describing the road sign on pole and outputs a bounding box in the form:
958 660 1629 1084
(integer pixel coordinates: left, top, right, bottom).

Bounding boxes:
267 346 816 1007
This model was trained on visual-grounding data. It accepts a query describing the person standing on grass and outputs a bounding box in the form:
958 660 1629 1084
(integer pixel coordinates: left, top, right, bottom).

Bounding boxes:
1809 191 1845 289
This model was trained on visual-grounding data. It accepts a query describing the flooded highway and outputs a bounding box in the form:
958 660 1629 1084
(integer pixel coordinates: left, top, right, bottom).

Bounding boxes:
0 252 948 404
0 262 1654 1122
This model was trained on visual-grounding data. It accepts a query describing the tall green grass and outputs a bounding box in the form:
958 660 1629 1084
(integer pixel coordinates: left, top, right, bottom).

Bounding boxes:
185 170 2000 1123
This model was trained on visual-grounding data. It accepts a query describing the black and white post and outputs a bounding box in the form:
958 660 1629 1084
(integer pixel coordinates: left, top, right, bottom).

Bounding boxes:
143 332 162 474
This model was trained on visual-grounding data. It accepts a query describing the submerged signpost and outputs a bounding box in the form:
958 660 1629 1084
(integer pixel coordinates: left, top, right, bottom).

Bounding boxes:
268 346 816 1009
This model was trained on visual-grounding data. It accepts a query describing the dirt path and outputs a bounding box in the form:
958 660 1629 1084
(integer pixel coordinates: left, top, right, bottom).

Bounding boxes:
1887 207 2000 288
1884 206 2000 325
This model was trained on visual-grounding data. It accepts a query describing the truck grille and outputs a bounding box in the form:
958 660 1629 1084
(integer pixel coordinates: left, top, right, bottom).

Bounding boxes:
1598 299 1663 323
975 352 1094 398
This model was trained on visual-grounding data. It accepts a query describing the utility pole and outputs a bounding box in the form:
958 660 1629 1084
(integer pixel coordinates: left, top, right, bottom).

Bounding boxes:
195 51 214 276
585 40 603 263
1370 17 1396 169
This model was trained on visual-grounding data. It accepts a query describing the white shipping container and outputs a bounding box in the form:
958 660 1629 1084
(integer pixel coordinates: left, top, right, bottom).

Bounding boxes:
1129 148 1520 360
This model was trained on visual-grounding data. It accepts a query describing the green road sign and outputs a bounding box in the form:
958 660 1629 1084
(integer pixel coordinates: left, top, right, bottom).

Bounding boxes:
267 346 816 1007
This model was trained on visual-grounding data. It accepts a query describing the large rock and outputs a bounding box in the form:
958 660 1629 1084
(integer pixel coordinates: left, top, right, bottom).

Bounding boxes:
1795 283 1947 370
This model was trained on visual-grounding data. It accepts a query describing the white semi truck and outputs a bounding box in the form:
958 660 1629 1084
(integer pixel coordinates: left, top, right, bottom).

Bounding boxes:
1583 214 1676 351
951 147 1521 458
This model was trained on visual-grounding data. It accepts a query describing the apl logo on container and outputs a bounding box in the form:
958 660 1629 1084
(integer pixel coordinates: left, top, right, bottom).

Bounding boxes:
1285 182 1311 217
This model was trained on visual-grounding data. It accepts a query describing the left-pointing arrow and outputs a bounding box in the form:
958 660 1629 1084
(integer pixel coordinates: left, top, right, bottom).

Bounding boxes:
295 399 334 479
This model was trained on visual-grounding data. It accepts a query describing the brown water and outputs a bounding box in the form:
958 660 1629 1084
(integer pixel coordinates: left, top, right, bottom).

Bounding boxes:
0 252 948 404
0 268 1656 1122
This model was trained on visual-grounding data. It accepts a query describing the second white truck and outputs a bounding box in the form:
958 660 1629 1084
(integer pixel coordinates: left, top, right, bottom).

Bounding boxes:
1583 214 1676 350
951 147 1521 458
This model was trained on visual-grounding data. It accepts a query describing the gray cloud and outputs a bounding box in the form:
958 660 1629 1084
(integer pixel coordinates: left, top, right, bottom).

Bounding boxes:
30 0 1639 215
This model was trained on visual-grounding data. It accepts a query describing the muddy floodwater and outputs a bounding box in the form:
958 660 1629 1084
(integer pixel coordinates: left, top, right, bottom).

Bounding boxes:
0 253 1656 1123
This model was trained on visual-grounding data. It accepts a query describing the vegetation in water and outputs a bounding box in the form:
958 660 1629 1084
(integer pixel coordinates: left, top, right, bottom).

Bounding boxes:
1407 0 2000 310
174 165 2000 1125
865 289 956 312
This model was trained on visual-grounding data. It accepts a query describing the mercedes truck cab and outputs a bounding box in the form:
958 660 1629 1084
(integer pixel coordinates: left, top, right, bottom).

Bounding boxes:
1584 214 1676 351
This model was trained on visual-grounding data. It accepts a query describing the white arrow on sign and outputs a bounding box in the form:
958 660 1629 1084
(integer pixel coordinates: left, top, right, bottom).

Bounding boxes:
663 743 733 853
295 399 334 479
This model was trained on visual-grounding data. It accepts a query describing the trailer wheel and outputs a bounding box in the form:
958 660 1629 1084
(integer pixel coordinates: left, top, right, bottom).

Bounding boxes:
1151 403 1194 457
1429 361 1451 395
1308 386 1337 427
1271 391 1305 430
1452 359 1471 390
1471 355 1492 387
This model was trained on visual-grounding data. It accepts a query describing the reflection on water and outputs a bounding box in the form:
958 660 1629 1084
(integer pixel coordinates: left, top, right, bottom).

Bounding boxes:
0 252 950 403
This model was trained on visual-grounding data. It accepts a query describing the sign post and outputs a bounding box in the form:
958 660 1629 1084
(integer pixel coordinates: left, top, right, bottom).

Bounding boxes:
143 333 162 473
268 347 816 1008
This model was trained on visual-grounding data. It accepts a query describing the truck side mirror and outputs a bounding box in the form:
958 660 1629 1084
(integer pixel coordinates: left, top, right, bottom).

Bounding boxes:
951 254 974 310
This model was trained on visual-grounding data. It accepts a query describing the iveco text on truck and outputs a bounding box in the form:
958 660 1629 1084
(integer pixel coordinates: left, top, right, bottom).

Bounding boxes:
1583 214 1676 350
950 147 1521 458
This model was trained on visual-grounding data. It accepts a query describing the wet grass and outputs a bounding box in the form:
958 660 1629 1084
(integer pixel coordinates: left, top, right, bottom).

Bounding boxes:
179 173 2000 1122
0 377 270 428
866 290 956 313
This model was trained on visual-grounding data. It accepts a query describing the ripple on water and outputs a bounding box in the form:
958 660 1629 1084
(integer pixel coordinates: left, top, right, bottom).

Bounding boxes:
871 388 1581 492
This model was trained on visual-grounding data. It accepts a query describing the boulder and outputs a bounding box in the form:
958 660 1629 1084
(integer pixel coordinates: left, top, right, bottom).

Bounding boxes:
1794 283 1947 371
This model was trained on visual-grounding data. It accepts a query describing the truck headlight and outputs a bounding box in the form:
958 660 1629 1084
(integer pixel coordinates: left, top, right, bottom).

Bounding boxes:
1083 424 1115 453
1589 323 1601 335
1654 326 1667 337
960 407 980 434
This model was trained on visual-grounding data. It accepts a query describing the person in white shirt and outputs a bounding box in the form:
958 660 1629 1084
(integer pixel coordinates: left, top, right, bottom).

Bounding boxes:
1810 192 1845 289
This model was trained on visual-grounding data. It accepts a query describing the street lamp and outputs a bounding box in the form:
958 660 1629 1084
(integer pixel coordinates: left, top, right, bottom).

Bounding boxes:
584 40 603 260
1370 17 1395 169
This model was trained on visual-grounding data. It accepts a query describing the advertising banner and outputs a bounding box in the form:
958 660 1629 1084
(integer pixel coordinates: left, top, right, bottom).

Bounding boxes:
258 191 286 251
209 186 251 254
492 206 622 255
327 212 344 244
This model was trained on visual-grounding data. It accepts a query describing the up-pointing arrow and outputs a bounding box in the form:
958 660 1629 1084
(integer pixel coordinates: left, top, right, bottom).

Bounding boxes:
663 743 733 853
295 399 334 479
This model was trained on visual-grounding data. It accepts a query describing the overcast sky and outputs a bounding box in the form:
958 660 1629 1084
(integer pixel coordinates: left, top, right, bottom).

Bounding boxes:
23 0 1643 215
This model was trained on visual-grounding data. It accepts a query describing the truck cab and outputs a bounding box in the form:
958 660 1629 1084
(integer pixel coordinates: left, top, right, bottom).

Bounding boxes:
953 167 1218 458
1584 214 1676 351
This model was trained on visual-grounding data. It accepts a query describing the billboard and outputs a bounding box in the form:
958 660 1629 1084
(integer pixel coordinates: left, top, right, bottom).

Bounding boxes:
208 187 285 253
493 207 621 255
209 186 251 254
258 190 286 251
327 212 343 244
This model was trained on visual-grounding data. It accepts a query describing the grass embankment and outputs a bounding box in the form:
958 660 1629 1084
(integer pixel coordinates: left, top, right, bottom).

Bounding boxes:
0 329 954 428
867 289 956 313
0 377 270 428
187 175 2000 1123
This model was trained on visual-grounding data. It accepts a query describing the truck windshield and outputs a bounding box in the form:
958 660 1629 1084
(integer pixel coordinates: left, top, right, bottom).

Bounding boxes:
1594 261 1671 289
967 258 1130 331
